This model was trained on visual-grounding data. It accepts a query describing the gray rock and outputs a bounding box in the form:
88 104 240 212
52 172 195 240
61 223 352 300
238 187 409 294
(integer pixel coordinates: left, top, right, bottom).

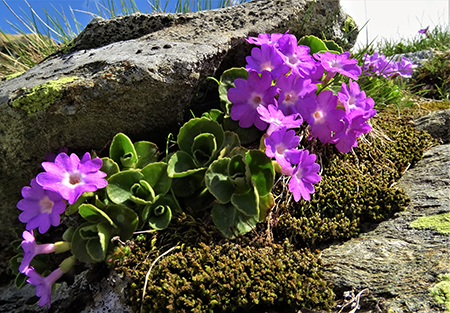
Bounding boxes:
321 141 450 312
414 108 450 143
0 268 133 313
392 50 434 68
0 0 357 249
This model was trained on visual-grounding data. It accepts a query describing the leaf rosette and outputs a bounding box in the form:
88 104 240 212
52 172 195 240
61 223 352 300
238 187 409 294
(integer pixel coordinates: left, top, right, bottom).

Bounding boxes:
205 149 275 239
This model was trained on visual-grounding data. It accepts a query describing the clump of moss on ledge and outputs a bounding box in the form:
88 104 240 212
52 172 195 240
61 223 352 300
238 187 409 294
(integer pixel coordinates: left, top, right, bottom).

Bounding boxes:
120 237 334 313
274 107 439 247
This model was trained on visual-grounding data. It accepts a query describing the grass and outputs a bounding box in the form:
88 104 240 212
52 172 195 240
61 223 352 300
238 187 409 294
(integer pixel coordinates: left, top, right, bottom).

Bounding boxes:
1 0 450 107
0 0 247 77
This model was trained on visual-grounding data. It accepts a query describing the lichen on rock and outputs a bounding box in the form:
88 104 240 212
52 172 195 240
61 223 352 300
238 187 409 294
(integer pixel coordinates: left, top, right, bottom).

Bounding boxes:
410 212 450 235
9 76 78 116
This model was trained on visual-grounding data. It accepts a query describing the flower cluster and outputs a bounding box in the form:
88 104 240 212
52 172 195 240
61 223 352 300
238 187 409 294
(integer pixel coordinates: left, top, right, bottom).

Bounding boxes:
227 32 376 201
362 52 415 78
16 152 107 308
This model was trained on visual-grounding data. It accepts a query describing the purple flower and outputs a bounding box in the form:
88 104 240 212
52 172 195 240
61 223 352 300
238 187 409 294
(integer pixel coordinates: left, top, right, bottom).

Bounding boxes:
333 110 372 153
257 104 303 136
391 57 415 78
25 267 64 308
314 51 362 81
338 79 377 119
276 73 317 116
227 71 278 130
245 44 290 79
297 90 345 144
36 152 107 205
19 231 56 273
418 26 429 34
17 179 66 234
276 36 319 78
264 127 301 170
288 149 321 201
246 32 286 46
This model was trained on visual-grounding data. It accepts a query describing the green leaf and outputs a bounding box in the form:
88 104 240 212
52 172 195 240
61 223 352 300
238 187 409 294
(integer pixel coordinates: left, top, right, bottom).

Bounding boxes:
62 227 76 242
96 222 115 260
106 170 144 204
218 131 241 159
211 203 258 239
231 187 259 217
86 238 105 262
79 204 116 226
323 39 343 54
167 150 205 178
228 154 251 194
170 170 206 198
191 133 217 167
141 162 172 195
71 224 99 263
298 35 328 55
177 117 224 155
222 117 262 145
245 150 274 197
66 192 94 215
110 133 137 168
205 158 234 203
79 224 100 239
258 193 275 222
203 109 223 122
143 195 173 230
219 67 249 114
15 273 28 289
134 141 159 169
100 157 120 179
105 205 139 240
129 180 155 204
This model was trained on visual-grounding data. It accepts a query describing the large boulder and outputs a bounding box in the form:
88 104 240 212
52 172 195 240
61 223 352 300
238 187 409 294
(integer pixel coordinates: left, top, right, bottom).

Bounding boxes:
0 0 357 250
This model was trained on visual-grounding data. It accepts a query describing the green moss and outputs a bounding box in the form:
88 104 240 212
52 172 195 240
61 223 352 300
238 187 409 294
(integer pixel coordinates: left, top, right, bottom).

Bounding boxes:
10 76 78 116
121 238 334 313
275 109 438 247
429 273 450 312
410 212 450 235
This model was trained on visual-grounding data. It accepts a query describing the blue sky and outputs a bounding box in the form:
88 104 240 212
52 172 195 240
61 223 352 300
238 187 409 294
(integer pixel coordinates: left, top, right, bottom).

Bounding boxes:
1 0 449 47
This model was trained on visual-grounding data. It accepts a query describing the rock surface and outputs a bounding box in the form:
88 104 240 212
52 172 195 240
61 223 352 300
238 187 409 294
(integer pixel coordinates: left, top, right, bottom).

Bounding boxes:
414 108 450 143
0 0 357 248
321 111 450 312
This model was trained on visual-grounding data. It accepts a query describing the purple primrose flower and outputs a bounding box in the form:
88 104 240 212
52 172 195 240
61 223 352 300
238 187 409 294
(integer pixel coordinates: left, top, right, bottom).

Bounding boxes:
246 44 290 79
314 51 362 81
25 267 64 308
333 110 372 153
288 149 321 202
418 26 429 35
17 178 66 234
338 79 376 119
19 231 56 273
297 90 345 144
276 73 317 116
227 70 278 130
264 126 301 170
36 152 107 205
257 104 303 136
